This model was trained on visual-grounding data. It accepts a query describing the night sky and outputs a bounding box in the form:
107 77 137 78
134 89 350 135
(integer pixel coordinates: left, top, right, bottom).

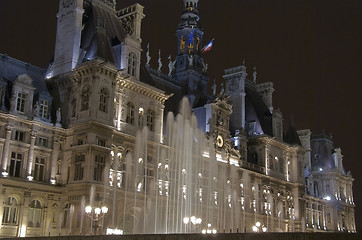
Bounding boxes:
0 0 361 231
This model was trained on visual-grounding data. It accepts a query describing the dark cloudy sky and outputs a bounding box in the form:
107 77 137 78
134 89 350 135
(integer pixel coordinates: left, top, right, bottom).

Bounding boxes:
0 0 361 231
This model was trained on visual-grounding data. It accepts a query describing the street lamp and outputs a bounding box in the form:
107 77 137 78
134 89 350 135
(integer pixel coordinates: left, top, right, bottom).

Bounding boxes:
85 194 108 235
252 221 267 233
183 216 202 233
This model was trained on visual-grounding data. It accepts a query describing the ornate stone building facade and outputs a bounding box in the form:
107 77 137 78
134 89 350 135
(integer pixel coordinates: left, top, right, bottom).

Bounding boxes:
0 0 355 237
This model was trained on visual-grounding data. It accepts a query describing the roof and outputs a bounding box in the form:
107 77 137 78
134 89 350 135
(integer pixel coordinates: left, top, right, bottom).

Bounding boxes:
0 54 48 94
310 133 337 170
79 2 126 64
245 80 273 136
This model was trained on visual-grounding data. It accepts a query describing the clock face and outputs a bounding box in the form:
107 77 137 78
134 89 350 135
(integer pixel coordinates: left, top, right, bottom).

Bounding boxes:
216 135 224 148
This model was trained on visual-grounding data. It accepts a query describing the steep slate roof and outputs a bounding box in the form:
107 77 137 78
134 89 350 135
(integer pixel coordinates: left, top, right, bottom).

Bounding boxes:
245 80 273 136
284 120 302 146
0 54 46 92
79 2 126 64
310 133 337 170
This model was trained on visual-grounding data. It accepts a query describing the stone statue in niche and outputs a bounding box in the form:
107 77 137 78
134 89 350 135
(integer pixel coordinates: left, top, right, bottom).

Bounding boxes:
34 101 40 117
56 108 61 124
188 54 193 67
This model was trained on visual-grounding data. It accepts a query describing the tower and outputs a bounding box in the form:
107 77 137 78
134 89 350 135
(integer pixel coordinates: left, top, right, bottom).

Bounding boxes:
52 0 84 77
173 0 209 107
224 65 247 133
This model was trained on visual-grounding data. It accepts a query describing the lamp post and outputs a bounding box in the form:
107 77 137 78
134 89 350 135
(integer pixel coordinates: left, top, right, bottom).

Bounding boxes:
252 221 267 233
85 194 108 235
183 216 202 233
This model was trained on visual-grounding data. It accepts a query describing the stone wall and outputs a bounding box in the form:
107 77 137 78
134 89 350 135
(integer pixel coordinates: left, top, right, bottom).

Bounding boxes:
1 233 360 240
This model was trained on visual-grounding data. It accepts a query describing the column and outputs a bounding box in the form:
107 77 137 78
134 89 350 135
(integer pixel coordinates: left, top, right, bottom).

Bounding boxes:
26 131 36 180
159 105 165 143
1 124 13 175
50 136 61 184
265 143 269 175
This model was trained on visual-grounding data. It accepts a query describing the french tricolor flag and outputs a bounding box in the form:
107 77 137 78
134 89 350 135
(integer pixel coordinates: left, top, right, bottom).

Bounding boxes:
201 39 214 53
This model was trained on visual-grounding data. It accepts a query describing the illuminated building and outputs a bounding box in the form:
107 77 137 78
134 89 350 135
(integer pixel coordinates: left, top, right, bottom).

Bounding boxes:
0 0 355 237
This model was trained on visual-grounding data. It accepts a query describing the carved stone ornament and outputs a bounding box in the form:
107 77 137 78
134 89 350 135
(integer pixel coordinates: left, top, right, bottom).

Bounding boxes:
62 0 73 9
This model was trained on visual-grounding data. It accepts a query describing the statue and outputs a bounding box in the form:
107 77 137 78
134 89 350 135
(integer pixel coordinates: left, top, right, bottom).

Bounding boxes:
242 59 246 66
56 108 61 124
168 55 175 76
157 49 162 72
202 62 208 73
188 54 193 67
212 79 217 96
220 82 225 94
253 66 257 83
146 43 151 66
34 101 40 117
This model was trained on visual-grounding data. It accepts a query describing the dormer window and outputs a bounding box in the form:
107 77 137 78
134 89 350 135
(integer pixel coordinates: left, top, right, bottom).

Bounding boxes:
39 100 49 119
16 92 26 113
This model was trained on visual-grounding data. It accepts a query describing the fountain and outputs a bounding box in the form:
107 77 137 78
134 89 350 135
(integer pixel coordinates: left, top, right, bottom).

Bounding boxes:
105 97 281 234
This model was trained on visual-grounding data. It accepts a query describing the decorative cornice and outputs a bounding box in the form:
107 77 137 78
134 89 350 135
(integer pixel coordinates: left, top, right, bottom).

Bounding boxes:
116 77 172 103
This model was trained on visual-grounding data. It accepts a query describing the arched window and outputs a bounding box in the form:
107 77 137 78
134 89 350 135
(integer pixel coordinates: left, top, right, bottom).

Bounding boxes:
126 102 135 125
2 196 18 225
127 53 137 77
146 109 155 131
28 199 42 227
99 88 108 113
81 86 90 111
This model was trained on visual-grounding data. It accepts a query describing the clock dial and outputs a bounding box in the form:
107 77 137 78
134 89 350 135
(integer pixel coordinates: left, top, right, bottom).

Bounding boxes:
216 134 224 148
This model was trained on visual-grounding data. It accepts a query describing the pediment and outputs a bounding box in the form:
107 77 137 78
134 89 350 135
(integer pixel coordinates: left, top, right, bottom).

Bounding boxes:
14 74 33 86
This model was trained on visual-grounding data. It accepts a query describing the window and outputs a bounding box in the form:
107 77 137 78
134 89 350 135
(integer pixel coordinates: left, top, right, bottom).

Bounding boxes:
94 155 105 182
10 152 22 177
62 203 71 228
97 138 106 147
16 92 26 113
74 154 85 181
127 53 137 76
99 88 108 112
28 200 42 227
39 99 49 119
33 157 45 181
81 86 90 111
2 197 18 224
146 109 155 131
37 137 48 147
126 102 135 125
248 121 256 135
14 130 25 142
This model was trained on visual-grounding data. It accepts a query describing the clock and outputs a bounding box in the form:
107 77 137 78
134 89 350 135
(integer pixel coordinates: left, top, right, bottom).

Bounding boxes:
216 134 224 148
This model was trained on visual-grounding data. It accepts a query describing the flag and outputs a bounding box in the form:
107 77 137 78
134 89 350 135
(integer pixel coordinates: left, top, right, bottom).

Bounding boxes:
201 39 214 53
